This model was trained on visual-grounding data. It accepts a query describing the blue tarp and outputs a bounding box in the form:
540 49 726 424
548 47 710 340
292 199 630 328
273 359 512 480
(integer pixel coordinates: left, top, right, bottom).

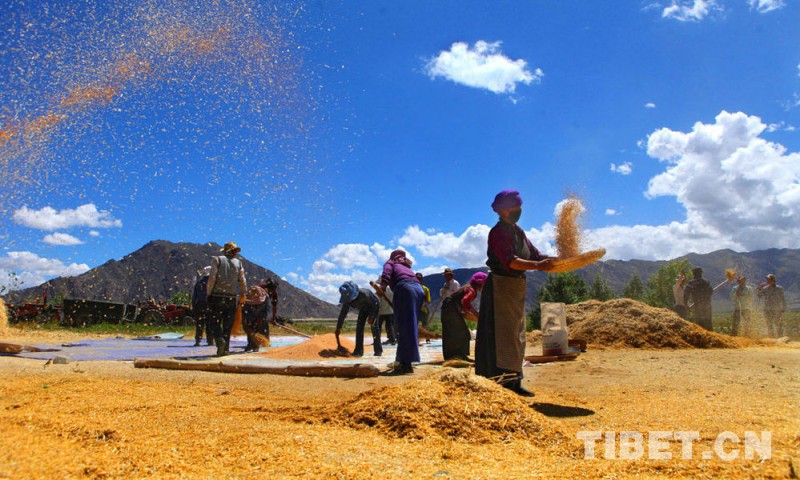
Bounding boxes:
10 335 446 366
14 335 306 362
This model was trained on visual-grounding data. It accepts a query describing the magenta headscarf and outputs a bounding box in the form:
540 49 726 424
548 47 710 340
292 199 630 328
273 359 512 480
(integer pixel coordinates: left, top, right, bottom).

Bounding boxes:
491 189 523 213
388 249 413 268
469 271 488 287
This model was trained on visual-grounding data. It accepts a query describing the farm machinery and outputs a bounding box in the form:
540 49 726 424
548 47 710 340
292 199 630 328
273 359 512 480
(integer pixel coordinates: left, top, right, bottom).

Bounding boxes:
5 302 63 324
134 299 194 326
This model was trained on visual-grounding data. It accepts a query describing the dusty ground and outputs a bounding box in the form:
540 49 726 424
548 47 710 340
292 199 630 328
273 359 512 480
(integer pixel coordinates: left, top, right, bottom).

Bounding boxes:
1 328 798 479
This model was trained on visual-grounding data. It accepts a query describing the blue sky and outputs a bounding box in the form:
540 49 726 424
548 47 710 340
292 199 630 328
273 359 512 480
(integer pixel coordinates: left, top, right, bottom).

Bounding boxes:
2 0 799 303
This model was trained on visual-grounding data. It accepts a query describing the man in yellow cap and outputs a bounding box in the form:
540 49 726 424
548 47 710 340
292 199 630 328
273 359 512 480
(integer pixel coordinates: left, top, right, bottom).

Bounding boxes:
206 242 247 356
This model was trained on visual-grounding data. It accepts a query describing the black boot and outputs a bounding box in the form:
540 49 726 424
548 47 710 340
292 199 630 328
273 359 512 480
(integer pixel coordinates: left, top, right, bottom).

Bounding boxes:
505 380 535 397
216 338 227 357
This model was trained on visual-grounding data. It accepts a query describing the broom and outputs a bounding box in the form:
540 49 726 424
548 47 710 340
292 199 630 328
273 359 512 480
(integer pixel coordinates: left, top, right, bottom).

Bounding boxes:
0 298 8 337
713 268 738 290
231 295 245 336
253 333 271 347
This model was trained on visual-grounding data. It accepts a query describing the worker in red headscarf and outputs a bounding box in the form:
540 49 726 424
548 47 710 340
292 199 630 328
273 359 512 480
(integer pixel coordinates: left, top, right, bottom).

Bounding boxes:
440 271 487 362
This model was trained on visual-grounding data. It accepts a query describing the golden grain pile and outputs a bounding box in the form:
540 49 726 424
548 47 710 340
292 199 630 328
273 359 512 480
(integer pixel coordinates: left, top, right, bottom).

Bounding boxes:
565 298 740 349
336 369 572 448
257 333 356 360
554 196 584 258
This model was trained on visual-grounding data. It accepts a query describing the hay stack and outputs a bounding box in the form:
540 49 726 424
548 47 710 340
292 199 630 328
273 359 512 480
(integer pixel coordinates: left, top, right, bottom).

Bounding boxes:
337 369 569 447
566 298 740 349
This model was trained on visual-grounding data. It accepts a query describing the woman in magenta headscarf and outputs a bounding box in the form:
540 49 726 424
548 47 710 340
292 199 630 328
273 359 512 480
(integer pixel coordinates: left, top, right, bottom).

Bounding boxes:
380 249 423 374
475 190 555 396
440 271 487 362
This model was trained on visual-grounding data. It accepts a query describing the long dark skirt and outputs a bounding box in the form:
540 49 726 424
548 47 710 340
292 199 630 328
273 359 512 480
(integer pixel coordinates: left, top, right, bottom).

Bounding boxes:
440 300 471 360
393 280 423 364
474 274 523 381
243 302 270 350
475 275 500 378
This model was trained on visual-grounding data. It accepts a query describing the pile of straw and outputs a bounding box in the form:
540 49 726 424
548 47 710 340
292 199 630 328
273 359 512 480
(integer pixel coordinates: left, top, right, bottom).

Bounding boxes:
566 299 740 349
336 369 570 447
554 196 584 258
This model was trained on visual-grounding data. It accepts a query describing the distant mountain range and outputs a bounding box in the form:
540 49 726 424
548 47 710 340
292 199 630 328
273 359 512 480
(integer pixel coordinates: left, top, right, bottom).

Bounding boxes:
422 248 799 312
6 240 340 318
6 242 798 316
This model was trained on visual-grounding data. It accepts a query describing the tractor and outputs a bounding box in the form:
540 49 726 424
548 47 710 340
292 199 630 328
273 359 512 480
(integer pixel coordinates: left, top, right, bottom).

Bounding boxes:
135 299 194 326
6 302 63 324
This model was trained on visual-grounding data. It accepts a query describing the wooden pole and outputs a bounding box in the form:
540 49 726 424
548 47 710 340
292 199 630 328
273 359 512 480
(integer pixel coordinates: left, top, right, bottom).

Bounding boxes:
133 357 380 377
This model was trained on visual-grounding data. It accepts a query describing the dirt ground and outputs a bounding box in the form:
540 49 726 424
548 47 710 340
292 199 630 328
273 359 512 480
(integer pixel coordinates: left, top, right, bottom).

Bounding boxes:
1 328 798 479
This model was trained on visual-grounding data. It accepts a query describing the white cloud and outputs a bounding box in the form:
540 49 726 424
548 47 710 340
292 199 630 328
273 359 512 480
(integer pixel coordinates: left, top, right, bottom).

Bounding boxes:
610 162 634 175
284 272 299 282
645 102 657 109
605 209 619 216
584 222 726 260
425 41 543 95
766 122 797 132
89 230 100 237
293 243 419 303
323 243 380 270
43 232 83 246
0 251 89 291
398 225 492 267
12 204 122 231
747 0 784 13
662 0 720 21
645 110 800 250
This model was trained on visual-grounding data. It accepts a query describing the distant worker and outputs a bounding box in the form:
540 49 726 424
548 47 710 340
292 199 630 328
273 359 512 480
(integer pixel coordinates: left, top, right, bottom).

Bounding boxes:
380 249 424 375
476 190 555 397
262 278 280 325
206 242 247 356
242 282 269 352
684 267 713 331
672 273 688 319
440 267 461 300
440 272 487 362
415 273 431 332
336 281 381 357
376 279 396 345
191 266 214 347
429 267 461 321
730 275 754 337
758 274 786 337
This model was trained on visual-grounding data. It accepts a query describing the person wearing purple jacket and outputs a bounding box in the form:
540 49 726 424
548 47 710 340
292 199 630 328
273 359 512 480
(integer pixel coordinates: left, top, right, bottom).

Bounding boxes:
475 190 555 396
380 249 424 375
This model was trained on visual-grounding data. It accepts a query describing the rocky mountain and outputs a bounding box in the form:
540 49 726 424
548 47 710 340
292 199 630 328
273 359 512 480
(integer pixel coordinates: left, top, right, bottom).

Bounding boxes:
7 240 340 318
422 248 799 312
